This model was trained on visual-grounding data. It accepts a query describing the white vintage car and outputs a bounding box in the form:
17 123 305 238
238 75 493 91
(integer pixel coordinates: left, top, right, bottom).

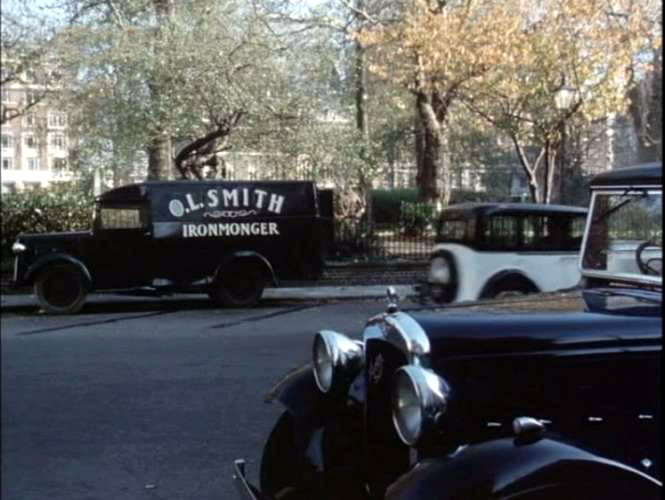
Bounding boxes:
421 202 588 302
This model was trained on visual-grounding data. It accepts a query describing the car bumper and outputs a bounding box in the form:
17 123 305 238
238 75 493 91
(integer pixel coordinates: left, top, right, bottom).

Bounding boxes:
233 459 273 500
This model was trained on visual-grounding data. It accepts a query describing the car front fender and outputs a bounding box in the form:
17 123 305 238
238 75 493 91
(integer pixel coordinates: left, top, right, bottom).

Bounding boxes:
386 437 661 500
265 362 365 431
264 364 324 426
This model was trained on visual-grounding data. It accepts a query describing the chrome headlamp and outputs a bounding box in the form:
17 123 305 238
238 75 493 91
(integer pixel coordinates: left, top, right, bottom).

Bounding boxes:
312 330 363 394
12 241 27 254
392 365 450 446
428 256 450 284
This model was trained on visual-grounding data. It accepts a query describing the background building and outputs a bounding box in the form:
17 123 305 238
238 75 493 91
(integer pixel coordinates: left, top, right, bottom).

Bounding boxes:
1 79 74 193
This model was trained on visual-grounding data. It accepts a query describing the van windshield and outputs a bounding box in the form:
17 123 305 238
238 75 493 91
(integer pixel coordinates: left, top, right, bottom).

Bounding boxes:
97 204 148 230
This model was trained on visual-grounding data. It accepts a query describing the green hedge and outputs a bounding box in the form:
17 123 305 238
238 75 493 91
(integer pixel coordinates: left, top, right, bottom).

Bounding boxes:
371 188 419 223
1 184 94 259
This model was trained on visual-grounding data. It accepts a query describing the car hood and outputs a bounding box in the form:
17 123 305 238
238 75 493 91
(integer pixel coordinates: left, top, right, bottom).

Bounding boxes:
406 290 661 360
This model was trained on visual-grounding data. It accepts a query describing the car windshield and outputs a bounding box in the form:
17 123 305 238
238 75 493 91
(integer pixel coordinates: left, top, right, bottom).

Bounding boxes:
582 189 662 281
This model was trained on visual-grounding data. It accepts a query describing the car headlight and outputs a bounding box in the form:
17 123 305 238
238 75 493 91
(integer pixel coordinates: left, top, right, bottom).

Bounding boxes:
312 330 363 394
429 256 450 284
392 365 450 446
12 242 27 254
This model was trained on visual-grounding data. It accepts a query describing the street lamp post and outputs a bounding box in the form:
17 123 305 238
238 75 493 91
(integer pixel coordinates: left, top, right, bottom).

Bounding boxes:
554 87 576 204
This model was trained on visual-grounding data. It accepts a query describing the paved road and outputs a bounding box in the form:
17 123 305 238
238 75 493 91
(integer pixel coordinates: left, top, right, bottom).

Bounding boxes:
1 295 417 500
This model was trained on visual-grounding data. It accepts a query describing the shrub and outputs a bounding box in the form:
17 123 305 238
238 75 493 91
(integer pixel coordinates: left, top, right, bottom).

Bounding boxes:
371 188 418 223
1 184 94 259
332 217 384 260
400 201 435 236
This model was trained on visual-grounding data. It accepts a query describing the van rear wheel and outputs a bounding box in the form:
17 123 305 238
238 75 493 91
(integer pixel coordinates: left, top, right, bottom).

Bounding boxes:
34 264 87 314
209 262 264 308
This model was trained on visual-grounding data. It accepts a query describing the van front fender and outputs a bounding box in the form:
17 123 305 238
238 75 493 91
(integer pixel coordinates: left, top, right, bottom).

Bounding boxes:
25 253 93 288
386 437 661 500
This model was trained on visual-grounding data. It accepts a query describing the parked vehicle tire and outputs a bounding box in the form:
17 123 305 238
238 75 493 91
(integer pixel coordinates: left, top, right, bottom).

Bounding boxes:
481 276 538 300
34 264 88 314
209 261 264 308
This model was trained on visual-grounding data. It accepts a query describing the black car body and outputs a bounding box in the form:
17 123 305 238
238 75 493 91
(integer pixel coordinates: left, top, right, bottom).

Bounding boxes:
233 163 662 500
11 180 332 313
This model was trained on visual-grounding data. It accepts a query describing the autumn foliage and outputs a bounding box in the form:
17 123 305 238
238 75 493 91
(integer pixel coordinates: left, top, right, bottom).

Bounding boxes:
358 0 660 204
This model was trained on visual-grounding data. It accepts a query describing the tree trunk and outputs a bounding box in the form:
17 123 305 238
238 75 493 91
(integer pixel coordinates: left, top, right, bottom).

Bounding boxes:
415 91 450 207
354 16 373 224
147 134 171 181
145 0 174 181
511 135 543 203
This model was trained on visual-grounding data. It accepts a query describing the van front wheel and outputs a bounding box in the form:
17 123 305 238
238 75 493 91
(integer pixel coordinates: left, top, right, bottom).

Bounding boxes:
209 262 265 308
34 264 88 314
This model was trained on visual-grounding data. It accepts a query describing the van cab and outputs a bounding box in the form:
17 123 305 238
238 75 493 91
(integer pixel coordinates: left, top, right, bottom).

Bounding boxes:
11 180 332 313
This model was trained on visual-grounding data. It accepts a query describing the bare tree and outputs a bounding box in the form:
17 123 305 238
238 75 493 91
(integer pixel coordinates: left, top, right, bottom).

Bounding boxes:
1 2 60 125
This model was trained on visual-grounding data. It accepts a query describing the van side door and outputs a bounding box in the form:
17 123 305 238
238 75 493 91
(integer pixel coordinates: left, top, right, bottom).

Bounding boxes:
85 202 154 289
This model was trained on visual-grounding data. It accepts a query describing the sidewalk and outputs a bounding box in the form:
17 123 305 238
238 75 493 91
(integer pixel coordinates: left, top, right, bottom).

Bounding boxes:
1 284 417 312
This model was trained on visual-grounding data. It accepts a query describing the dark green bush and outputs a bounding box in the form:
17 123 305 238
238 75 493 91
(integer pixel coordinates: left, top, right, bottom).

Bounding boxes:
400 201 435 236
332 218 384 260
371 188 419 223
1 184 94 259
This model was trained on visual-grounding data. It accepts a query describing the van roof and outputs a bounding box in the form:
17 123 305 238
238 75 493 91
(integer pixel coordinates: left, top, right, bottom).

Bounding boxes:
97 180 318 203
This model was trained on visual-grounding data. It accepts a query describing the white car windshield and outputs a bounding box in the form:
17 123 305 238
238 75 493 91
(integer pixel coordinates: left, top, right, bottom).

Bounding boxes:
582 190 662 282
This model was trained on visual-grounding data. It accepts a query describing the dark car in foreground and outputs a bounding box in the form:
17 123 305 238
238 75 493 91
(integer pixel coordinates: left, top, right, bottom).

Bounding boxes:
233 162 662 499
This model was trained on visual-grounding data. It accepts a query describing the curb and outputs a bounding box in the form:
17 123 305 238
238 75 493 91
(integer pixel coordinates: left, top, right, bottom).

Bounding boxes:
1 284 417 312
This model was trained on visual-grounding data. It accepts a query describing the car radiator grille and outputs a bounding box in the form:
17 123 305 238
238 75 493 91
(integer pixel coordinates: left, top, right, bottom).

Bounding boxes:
364 338 411 495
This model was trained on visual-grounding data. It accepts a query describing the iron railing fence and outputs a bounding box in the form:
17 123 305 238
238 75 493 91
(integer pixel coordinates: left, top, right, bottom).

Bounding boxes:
332 218 435 261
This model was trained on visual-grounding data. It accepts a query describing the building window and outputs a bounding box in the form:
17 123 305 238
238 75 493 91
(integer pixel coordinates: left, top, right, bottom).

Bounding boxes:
25 90 39 105
48 111 67 128
2 182 17 194
1 134 13 149
27 157 41 170
52 158 67 171
1 89 11 103
2 157 14 170
24 135 37 148
50 134 66 150
24 112 36 128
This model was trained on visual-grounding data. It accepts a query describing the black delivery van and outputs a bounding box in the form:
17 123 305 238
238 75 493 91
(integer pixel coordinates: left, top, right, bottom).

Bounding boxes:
10 180 332 313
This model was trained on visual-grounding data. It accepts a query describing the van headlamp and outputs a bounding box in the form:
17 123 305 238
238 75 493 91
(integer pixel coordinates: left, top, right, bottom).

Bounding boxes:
392 365 450 446
12 242 27 254
312 330 363 394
